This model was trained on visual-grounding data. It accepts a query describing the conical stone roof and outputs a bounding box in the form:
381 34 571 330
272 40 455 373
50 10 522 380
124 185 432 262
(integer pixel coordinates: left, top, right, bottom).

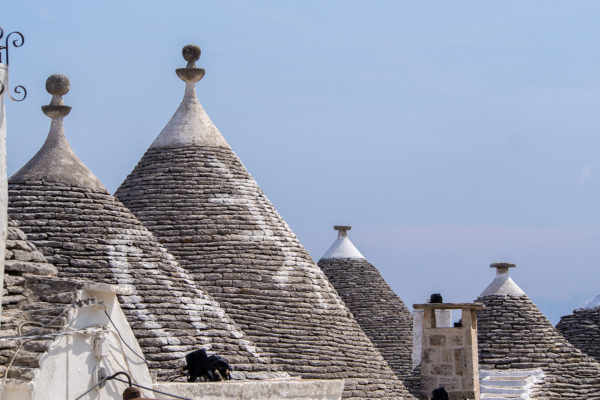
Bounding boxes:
556 296 600 364
8 74 275 380
115 46 414 399
477 263 600 399
317 226 416 394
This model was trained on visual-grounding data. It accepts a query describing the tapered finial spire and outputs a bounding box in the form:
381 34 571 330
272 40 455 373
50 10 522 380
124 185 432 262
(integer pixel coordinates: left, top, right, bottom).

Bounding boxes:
41 74 71 119
176 44 205 83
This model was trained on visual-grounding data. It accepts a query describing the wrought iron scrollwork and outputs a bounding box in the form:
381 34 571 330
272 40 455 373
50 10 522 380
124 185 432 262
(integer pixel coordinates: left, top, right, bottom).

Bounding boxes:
0 26 27 102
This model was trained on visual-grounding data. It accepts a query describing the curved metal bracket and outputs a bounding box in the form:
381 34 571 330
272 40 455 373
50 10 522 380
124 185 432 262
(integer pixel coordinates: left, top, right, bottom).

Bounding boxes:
0 27 27 102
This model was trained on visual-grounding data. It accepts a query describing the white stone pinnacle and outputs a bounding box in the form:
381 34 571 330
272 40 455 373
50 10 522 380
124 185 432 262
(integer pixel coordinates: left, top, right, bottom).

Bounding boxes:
479 262 526 297
580 294 600 310
150 45 230 150
10 74 105 190
321 225 365 259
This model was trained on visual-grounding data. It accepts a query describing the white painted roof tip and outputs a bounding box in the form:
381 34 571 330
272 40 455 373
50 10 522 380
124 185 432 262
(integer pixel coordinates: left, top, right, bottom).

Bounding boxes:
580 294 600 310
150 46 230 150
320 226 365 259
479 264 526 298
150 83 230 150
9 74 106 191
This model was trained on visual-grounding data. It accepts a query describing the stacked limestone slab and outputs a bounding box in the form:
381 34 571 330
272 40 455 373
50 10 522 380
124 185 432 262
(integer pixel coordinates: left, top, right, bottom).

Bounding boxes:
476 263 600 399
317 226 416 394
115 47 414 399
8 75 275 380
0 218 78 382
556 297 600 364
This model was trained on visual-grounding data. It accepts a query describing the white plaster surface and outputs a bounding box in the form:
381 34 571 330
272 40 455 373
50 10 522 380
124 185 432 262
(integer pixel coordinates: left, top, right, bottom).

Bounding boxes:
9 117 105 190
153 379 345 400
581 294 600 310
479 368 545 400
479 268 526 298
1 287 153 400
0 65 7 328
150 83 230 149
320 235 364 260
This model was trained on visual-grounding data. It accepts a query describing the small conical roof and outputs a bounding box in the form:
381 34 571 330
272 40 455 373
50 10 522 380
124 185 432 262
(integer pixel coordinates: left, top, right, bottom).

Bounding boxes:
8 74 276 380
318 226 416 395
321 226 365 259
581 294 600 310
556 295 600 364
477 263 600 398
116 46 414 399
479 262 525 297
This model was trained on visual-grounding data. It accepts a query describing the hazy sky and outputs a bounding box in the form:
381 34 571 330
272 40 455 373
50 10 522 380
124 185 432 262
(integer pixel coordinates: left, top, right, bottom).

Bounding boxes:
4 1 600 324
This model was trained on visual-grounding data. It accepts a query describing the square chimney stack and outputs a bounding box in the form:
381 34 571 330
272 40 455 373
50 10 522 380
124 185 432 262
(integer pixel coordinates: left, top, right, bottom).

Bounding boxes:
413 300 484 400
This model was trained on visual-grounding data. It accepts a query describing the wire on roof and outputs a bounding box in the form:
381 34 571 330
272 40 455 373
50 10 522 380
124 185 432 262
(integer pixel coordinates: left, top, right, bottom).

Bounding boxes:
15 304 72 337
103 310 148 365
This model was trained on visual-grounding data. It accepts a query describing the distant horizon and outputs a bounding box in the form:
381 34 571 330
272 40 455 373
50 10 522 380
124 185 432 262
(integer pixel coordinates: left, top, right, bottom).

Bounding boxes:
4 0 600 325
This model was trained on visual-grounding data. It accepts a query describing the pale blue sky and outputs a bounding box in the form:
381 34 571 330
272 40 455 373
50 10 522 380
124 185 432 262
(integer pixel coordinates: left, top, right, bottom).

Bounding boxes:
4 1 600 323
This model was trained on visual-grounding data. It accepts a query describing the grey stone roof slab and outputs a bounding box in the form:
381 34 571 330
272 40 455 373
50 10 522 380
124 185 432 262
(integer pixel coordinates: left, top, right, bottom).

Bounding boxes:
1 218 83 382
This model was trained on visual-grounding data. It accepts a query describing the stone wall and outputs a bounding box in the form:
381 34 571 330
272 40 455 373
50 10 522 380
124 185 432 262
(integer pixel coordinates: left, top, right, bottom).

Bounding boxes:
412 309 452 368
418 307 480 400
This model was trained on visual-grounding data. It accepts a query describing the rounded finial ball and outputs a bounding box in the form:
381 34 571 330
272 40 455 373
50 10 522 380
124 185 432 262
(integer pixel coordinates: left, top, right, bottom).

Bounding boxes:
182 44 201 63
46 74 70 96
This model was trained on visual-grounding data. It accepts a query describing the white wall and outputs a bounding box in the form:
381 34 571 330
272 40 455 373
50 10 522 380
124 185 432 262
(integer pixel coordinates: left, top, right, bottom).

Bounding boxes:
2 285 153 400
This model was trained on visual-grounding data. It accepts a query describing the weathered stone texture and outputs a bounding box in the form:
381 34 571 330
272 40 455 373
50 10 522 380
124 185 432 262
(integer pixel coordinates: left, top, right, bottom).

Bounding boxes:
556 307 600 364
8 181 275 380
116 145 414 399
477 293 600 399
318 257 417 395
1 219 83 381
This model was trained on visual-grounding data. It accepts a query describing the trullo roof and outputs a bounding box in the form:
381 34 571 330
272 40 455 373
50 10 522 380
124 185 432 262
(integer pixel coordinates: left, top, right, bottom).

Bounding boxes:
476 263 600 399
115 46 414 399
556 295 600 364
8 74 275 381
318 226 416 394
